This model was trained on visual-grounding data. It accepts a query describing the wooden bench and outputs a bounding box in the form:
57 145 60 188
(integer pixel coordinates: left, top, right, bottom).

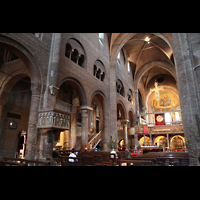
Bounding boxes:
138 152 189 166
59 149 79 156
60 156 83 166
3 157 51 166
158 156 189 166
78 151 117 166
118 159 153 166
119 152 162 165
0 160 27 166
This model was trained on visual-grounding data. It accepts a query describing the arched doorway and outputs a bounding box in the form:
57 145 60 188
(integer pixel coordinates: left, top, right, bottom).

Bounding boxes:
117 102 126 147
139 136 150 146
55 77 87 152
170 135 186 151
154 136 168 147
0 75 32 157
128 109 135 148
117 101 129 150
90 91 105 150
0 35 42 159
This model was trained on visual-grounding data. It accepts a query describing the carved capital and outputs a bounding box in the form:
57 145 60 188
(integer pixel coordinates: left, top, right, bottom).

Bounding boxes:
78 106 93 119
120 119 129 126
81 109 89 118
38 110 70 129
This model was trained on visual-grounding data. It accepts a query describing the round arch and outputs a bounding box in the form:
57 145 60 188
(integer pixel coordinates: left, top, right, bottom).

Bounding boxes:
154 136 168 147
139 136 150 146
134 60 176 90
117 100 127 120
110 33 137 64
0 35 43 96
128 108 134 127
170 135 186 150
90 90 106 106
110 33 174 65
58 77 87 106
0 35 42 159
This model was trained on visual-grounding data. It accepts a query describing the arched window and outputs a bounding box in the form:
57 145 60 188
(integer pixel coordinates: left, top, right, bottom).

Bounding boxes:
71 49 79 63
65 43 72 58
116 79 124 97
65 38 86 68
94 65 97 76
93 60 106 82
128 89 134 104
96 68 101 79
78 54 84 67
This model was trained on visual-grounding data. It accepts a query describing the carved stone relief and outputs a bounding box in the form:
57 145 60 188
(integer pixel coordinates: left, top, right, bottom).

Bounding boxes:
38 111 70 129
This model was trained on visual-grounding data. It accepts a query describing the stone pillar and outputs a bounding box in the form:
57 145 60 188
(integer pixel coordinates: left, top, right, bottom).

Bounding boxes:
134 90 140 125
102 96 110 151
149 134 152 146
135 133 138 146
121 119 129 151
25 93 41 160
172 33 200 165
78 106 93 152
109 63 118 144
37 128 53 161
43 33 61 109
166 133 170 149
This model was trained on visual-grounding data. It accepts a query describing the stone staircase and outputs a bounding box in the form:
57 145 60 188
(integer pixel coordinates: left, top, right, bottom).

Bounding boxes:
88 131 102 150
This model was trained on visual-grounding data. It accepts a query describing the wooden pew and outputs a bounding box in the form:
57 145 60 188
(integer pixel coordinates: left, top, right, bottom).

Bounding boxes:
0 160 27 166
3 157 51 166
78 151 116 166
118 159 153 166
118 152 162 165
158 156 189 166
60 156 83 166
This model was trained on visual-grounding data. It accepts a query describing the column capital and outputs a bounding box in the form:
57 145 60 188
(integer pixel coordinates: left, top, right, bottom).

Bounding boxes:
78 106 93 111
120 119 129 126
78 106 93 118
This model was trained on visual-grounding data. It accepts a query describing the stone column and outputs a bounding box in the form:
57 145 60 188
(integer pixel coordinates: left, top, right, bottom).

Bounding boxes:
166 133 170 149
121 119 129 151
78 106 93 152
109 63 118 144
134 133 138 146
37 128 53 161
25 93 41 160
134 90 140 125
172 33 200 165
43 33 61 108
149 134 152 146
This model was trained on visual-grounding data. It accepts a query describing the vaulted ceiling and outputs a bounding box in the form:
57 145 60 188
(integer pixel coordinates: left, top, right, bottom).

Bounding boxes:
108 33 175 88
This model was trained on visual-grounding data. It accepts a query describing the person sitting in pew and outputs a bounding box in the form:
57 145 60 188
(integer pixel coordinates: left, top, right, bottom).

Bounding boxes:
69 148 77 163
84 147 89 153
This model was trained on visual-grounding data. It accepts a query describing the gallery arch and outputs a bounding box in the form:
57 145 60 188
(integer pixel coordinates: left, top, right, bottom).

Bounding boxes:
0 37 42 159
0 75 32 158
54 78 89 152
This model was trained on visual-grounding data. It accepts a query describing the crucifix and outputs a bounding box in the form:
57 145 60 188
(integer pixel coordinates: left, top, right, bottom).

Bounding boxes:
150 81 164 101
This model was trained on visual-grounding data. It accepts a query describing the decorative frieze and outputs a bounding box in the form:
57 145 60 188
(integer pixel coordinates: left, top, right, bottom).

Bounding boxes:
135 124 184 134
38 111 70 129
